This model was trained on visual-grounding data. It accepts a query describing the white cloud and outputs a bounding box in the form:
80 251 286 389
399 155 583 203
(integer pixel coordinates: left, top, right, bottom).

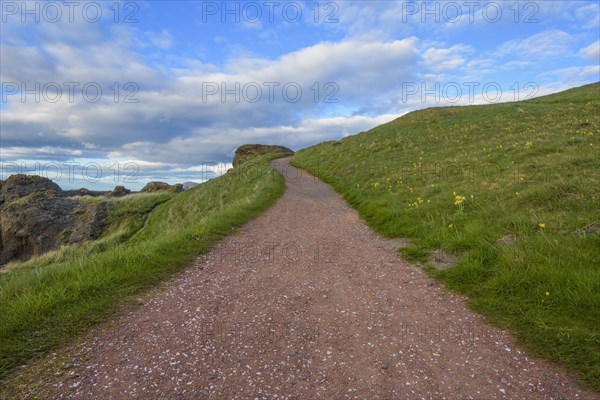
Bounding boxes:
0 45 57 82
2 25 423 169
574 2 600 28
542 65 600 83
580 40 600 62
1 146 84 158
106 113 403 165
500 61 533 71
422 44 472 72
496 30 573 59
2 1 598 188
145 29 173 49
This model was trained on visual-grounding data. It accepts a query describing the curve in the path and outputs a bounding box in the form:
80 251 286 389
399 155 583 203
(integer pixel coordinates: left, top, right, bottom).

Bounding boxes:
52 157 597 399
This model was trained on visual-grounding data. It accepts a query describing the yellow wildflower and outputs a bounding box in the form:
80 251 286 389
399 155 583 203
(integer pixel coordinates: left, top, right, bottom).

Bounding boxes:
453 192 466 207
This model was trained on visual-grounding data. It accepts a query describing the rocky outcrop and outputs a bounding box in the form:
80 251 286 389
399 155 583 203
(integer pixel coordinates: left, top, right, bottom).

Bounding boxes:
0 193 85 264
110 186 131 197
0 174 61 204
0 174 193 266
141 182 184 193
0 175 111 265
232 144 294 168
63 188 109 197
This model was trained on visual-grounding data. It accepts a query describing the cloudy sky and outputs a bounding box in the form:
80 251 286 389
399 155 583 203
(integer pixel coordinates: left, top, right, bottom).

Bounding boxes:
1 0 599 190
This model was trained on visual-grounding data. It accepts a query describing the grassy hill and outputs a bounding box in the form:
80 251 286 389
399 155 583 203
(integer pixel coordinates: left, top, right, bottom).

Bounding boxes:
292 82 600 389
0 155 285 381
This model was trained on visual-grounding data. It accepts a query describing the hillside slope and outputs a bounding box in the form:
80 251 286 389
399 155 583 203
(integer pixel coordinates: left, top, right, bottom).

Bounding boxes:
292 82 600 389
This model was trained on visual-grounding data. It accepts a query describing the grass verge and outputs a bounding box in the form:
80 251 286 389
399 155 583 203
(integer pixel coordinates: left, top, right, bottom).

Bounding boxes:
291 82 600 390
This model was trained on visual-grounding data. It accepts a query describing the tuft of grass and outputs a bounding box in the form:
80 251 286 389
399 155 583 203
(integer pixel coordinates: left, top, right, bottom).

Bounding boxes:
292 82 600 390
0 154 286 381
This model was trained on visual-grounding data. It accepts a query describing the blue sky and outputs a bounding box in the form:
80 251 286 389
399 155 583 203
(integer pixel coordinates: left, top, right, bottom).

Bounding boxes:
1 0 599 190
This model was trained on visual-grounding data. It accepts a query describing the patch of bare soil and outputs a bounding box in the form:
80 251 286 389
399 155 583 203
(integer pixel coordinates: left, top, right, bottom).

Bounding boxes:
428 250 461 271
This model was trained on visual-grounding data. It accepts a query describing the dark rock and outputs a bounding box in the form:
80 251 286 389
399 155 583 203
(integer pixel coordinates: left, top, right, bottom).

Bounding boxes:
232 144 294 168
141 182 170 192
0 192 101 264
0 175 110 266
67 188 92 197
0 173 183 266
88 202 109 239
141 182 184 193
110 185 131 197
63 188 109 197
0 174 61 203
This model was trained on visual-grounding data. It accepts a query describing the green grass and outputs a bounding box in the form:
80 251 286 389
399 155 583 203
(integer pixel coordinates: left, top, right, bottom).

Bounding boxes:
0 154 286 381
292 82 600 390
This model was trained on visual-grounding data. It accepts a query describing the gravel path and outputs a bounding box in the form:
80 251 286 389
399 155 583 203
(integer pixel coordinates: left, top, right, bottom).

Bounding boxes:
52 157 596 399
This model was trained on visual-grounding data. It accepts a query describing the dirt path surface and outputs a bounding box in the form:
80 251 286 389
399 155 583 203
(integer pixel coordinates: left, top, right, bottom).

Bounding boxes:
51 157 596 399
